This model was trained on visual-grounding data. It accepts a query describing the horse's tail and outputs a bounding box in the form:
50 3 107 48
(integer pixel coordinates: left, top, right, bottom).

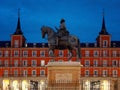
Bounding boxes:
77 39 81 59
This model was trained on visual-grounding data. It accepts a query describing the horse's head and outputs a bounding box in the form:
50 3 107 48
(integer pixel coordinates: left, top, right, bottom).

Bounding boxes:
41 26 55 39
41 26 48 38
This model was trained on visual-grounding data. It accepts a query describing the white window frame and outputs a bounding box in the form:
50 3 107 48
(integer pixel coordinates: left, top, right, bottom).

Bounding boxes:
4 70 8 77
68 50 72 57
93 60 98 67
23 60 27 66
85 70 89 77
4 50 9 57
113 70 117 77
85 60 90 67
23 70 27 76
32 70 36 76
94 50 99 57
14 40 19 48
32 51 37 57
103 40 108 47
4 60 8 67
14 50 19 57
0 51 2 57
31 60 37 67
49 50 53 56
85 51 89 57
103 70 107 77
14 70 18 76
112 51 117 57
40 70 45 76
112 60 117 67
40 51 45 57
94 70 98 77
103 50 108 57
59 50 64 57
103 60 107 67
0 60 2 66
14 60 18 67
23 51 28 57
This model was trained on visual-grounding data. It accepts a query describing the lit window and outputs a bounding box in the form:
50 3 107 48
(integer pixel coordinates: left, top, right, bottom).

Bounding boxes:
32 70 36 76
32 51 37 57
41 60 45 67
4 60 8 67
85 51 89 57
112 51 117 57
93 60 98 67
4 50 9 57
112 60 117 67
4 70 8 77
23 51 28 57
113 70 117 77
59 50 64 57
23 70 27 76
14 60 18 67
31 60 37 67
0 51 2 57
40 70 45 76
85 60 90 67
94 50 99 57
103 70 107 77
103 40 108 47
40 51 45 57
103 60 107 67
85 70 89 76
23 60 27 66
14 70 18 76
14 40 19 48
94 70 98 77
14 51 19 57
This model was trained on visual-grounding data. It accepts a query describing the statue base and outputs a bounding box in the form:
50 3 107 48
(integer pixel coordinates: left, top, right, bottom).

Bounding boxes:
46 61 83 90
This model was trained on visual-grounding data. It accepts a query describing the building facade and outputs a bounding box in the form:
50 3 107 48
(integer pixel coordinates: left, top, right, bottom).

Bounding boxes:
0 12 120 90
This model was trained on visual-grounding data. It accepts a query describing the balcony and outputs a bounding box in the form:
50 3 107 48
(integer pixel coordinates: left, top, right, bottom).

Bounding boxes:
81 74 118 78
2 74 47 77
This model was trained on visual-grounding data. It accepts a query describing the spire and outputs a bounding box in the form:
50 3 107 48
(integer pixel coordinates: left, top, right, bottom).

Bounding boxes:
99 9 109 35
14 8 23 35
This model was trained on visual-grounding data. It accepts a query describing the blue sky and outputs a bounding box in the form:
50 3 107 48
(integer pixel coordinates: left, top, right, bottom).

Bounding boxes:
0 0 120 43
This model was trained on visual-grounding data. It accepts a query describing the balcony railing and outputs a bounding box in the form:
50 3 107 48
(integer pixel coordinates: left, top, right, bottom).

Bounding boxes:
0 64 46 67
2 74 47 77
81 74 118 78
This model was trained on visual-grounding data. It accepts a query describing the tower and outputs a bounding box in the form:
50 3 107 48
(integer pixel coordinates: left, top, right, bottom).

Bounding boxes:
96 10 111 47
11 9 26 48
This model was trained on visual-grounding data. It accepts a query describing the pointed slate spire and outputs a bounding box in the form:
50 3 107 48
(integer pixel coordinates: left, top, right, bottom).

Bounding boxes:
99 9 109 35
14 8 23 35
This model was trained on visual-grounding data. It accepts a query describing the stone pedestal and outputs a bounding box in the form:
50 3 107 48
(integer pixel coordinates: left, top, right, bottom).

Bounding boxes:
46 61 82 90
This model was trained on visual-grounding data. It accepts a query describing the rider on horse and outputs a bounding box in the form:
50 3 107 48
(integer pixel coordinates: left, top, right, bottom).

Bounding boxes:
57 19 69 39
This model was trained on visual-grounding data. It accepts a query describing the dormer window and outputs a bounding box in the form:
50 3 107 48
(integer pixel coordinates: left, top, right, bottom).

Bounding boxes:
103 40 108 47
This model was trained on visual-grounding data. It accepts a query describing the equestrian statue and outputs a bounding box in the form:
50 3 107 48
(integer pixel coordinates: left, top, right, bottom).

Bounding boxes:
41 19 81 60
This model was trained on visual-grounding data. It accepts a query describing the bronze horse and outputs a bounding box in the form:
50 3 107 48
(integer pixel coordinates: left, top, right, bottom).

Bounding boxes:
41 26 81 60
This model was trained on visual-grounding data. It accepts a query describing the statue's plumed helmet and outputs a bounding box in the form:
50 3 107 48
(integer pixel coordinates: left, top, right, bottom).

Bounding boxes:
60 19 65 24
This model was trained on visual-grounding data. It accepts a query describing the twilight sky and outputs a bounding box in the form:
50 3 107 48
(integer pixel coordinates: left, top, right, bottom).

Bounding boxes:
0 0 120 43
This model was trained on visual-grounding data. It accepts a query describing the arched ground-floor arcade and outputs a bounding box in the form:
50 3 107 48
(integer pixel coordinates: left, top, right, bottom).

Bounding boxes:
0 77 120 90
